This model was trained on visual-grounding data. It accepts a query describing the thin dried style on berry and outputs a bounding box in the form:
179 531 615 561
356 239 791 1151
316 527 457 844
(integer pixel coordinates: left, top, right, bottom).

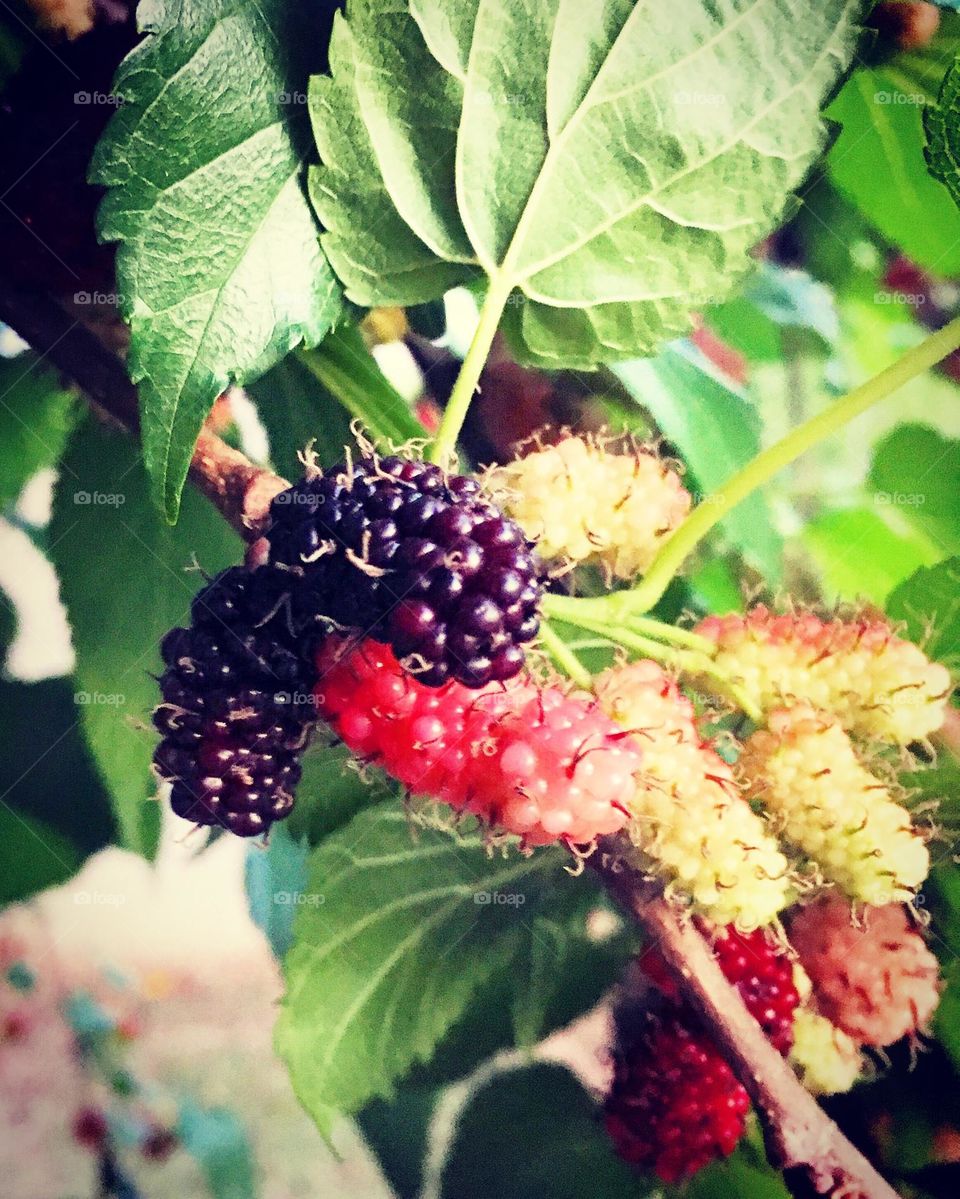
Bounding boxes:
742 706 929 905
153 566 319 837
314 636 638 847
596 660 790 927
488 433 690 578
696 605 951 743
266 455 542 688
787 894 941 1046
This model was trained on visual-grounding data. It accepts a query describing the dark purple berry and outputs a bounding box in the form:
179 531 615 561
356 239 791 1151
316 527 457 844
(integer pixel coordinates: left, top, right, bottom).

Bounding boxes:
265 456 542 687
153 566 319 838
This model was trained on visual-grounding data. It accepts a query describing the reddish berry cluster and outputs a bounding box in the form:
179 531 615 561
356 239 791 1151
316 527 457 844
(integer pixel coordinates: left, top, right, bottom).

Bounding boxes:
606 924 798 1180
267 456 542 687
605 1014 750 1183
314 636 639 846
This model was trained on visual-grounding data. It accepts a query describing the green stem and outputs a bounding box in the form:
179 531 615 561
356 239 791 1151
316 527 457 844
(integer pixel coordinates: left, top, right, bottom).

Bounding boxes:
621 314 960 613
543 594 713 651
538 620 592 688
553 610 762 720
428 275 514 465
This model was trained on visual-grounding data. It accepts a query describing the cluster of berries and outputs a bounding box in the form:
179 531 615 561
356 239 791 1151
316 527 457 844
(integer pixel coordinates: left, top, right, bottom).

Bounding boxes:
605 925 798 1181
488 433 690 578
154 452 551 837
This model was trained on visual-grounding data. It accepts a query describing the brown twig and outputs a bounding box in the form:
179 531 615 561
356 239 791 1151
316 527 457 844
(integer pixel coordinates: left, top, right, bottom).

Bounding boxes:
594 842 901 1199
2 277 903 1198
0 280 286 538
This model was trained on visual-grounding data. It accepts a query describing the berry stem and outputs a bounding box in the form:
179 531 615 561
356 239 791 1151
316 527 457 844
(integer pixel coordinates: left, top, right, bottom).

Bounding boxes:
543 595 714 651
537 620 592 688
547 607 763 720
428 274 514 466
620 313 960 613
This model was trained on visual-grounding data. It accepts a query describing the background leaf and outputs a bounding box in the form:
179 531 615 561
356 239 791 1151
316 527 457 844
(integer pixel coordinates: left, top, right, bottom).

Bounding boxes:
315 0 860 367
92 0 343 520
0 354 78 508
614 343 783 584
829 65 960 273
869 424 960 558
48 417 241 854
925 42 960 212
437 1063 642 1199
886 557 960 669
276 802 600 1133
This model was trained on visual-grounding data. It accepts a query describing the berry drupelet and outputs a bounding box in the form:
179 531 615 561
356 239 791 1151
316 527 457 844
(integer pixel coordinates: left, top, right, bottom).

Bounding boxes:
265 455 542 688
152 566 319 837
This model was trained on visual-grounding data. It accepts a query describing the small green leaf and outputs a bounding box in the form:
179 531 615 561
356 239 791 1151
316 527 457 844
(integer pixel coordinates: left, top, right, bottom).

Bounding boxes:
438 1063 642 1199
277 802 570 1133
314 0 860 367
886 558 960 669
92 0 343 520
870 425 960 558
297 325 424 448
614 343 783 582
804 507 941 605
830 67 960 272
0 354 78 507
48 417 241 855
244 823 310 960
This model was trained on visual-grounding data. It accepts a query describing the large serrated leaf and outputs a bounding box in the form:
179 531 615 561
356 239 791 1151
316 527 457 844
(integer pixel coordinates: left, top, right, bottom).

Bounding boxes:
313 0 860 367
886 557 960 669
48 417 241 855
926 44 960 212
92 0 343 521
276 803 569 1133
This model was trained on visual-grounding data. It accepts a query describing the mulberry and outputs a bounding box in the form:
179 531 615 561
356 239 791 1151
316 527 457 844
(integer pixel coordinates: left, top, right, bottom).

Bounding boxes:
596 661 789 927
488 434 690 578
742 707 929 905
266 455 541 688
787 894 940 1046
696 606 950 743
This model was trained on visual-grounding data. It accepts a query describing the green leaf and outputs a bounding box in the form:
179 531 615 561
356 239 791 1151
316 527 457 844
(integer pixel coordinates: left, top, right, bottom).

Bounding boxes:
829 67 960 272
0 806 81 906
246 351 355 481
288 742 392 847
48 417 241 855
244 823 309 960
687 1137 790 1199
357 1087 440 1199
886 558 960 669
0 676 115 878
803 507 941 605
297 325 425 447
314 0 860 367
614 343 783 582
870 425 960 560
0 354 78 508
438 1063 642 1199
92 0 343 521
926 44 960 211
277 802 573 1134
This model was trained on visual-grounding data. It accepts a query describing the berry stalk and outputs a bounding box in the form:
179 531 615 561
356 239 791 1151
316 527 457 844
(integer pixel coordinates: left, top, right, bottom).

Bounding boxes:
624 314 960 613
428 273 514 466
537 620 592 688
